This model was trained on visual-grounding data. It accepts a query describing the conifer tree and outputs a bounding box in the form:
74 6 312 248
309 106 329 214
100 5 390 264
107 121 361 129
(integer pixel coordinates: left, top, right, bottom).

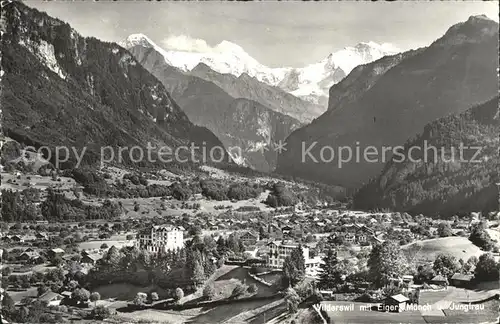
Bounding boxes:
318 247 342 289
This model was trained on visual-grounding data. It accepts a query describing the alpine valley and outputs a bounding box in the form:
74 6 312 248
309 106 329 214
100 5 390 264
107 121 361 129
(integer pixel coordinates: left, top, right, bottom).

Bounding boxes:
1 2 500 324
276 15 499 190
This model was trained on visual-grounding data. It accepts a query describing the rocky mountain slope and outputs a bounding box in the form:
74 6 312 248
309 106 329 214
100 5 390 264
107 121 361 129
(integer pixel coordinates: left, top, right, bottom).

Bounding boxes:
326 49 423 112
353 96 500 217
128 45 302 172
124 35 324 123
1 2 230 169
276 15 499 188
189 63 325 123
122 34 397 110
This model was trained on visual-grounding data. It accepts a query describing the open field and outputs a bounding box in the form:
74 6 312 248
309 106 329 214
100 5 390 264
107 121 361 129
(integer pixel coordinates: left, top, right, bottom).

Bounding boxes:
94 265 280 324
182 267 279 323
184 265 275 304
225 298 285 324
215 267 276 297
256 271 283 286
5 263 58 276
186 298 280 324
7 287 38 303
103 189 272 219
1 172 77 193
402 237 484 263
78 238 135 251
437 299 499 324
95 283 171 301
445 283 499 302
486 228 500 248
117 308 200 323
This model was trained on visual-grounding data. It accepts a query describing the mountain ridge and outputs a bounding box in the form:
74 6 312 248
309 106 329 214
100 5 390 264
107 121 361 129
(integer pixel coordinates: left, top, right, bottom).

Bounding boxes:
2 1 231 169
121 33 399 107
353 96 500 217
275 15 499 189
128 44 302 172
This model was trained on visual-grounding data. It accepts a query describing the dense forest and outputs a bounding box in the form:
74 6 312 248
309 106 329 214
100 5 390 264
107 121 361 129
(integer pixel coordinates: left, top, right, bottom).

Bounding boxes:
354 97 500 217
2 1 231 171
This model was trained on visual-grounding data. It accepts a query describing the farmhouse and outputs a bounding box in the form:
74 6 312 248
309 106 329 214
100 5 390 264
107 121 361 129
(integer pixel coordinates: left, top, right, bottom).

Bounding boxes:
430 275 448 287
402 275 414 285
383 294 410 312
48 248 65 259
10 235 24 243
281 225 293 235
38 291 64 307
35 232 49 240
450 273 473 288
81 253 103 265
19 251 42 263
239 231 259 246
305 255 324 279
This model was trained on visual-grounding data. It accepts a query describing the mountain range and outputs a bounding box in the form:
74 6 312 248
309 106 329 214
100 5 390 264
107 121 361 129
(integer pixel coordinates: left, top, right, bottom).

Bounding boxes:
276 14 499 189
2 2 231 170
127 44 302 172
122 34 398 109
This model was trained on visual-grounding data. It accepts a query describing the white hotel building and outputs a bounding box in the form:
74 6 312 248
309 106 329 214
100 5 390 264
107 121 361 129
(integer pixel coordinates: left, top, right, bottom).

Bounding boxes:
268 240 310 268
136 225 184 253
268 241 324 279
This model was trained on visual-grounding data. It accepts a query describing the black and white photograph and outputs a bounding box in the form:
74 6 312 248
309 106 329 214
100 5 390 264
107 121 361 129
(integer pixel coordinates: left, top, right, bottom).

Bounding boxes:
0 0 499 323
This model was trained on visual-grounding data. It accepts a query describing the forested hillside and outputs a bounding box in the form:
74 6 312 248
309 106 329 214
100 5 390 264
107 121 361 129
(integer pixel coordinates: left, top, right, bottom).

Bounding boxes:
354 96 500 217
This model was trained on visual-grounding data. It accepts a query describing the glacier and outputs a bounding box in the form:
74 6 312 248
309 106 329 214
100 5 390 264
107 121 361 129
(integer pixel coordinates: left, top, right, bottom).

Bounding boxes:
121 34 399 105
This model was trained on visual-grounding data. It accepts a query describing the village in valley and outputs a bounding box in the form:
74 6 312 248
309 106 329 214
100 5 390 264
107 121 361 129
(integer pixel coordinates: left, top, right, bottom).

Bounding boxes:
1 1 500 323
1 161 499 324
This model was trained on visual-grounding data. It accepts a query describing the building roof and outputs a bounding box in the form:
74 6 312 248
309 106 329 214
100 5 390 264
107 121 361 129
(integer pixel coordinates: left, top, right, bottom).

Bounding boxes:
153 225 180 231
431 275 448 282
83 253 103 262
389 294 409 303
38 291 63 302
269 240 300 248
451 273 473 281
21 251 41 259
305 256 324 264
50 248 65 253
60 291 72 297
241 231 258 238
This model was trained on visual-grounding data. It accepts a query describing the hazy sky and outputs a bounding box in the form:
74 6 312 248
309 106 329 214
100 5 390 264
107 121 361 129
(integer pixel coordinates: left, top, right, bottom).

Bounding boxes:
29 1 498 67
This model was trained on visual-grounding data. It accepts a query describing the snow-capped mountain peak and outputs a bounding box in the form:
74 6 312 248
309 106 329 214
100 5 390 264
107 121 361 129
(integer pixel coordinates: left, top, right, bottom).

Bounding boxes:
122 33 400 106
280 41 400 104
120 33 173 65
214 40 247 55
121 33 153 48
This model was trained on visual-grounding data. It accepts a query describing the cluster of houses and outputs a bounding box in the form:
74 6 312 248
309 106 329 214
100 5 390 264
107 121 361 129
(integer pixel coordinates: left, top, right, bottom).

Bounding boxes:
17 247 65 264
2 232 49 243
12 245 108 268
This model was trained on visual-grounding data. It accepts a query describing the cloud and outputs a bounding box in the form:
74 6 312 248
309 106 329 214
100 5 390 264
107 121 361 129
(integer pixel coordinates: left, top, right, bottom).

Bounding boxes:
380 42 401 53
161 35 215 53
